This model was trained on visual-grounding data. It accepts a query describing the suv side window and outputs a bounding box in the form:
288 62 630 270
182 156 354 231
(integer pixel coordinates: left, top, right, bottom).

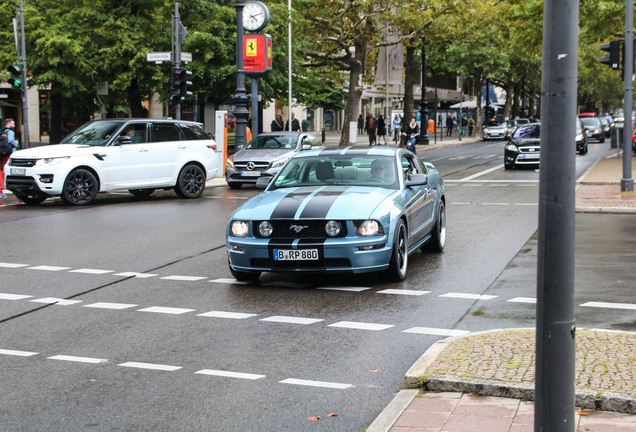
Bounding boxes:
121 123 147 144
179 123 209 140
151 123 182 142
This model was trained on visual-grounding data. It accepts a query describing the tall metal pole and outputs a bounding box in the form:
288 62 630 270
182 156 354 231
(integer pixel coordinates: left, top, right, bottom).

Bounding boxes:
251 79 258 137
18 0 29 148
459 67 463 141
621 0 634 192
418 44 429 145
287 0 293 129
535 0 578 430
232 0 250 149
173 1 182 120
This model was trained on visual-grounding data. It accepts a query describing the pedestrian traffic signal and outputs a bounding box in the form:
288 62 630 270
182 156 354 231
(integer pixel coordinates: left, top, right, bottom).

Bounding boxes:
7 64 23 89
600 39 622 70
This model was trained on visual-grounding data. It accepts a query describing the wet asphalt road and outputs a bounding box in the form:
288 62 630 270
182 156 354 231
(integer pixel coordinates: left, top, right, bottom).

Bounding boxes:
0 139 633 431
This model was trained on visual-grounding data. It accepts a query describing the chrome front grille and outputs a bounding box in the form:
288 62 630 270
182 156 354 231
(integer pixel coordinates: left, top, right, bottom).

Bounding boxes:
234 161 270 171
10 158 37 167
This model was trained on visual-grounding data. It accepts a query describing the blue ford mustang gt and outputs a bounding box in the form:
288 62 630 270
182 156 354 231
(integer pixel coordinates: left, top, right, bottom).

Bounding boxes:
226 146 446 282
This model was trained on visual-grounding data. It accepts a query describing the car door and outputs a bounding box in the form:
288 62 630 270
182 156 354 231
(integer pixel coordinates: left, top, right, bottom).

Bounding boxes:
401 154 434 245
149 122 184 186
102 122 152 190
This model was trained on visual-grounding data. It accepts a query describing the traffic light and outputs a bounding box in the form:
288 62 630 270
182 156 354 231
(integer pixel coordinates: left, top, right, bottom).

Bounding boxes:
7 64 23 89
600 39 622 70
170 68 193 103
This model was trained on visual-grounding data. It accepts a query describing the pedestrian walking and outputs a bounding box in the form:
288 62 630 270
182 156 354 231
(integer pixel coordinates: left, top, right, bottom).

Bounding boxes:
357 114 364 135
377 114 387 145
365 113 377 145
461 114 468 136
271 113 284 132
403 116 419 153
446 114 454 137
468 116 475 136
0 118 19 198
392 114 401 143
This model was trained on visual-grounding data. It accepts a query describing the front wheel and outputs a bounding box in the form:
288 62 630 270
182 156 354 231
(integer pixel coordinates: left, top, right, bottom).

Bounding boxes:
14 192 48 205
384 219 408 282
422 200 446 253
175 164 206 199
61 168 98 205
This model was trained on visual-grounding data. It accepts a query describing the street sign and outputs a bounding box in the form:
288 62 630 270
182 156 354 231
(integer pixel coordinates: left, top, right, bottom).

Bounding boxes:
146 52 192 63
243 34 272 77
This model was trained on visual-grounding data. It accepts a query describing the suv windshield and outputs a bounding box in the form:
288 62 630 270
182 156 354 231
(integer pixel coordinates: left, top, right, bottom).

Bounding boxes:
246 135 296 150
60 121 122 146
513 124 540 139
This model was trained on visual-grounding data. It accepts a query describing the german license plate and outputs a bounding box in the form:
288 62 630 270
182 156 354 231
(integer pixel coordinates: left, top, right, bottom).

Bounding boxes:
521 154 540 159
10 168 26 175
273 249 319 261
241 171 261 177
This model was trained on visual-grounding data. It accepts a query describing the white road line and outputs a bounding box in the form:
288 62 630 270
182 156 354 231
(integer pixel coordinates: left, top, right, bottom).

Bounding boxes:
0 262 29 268
402 327 470 337
48 355 107 364
377 289 431 296
69 269 114 275
195 369 265 380
118 362 182 372
317 286 371 292
197 311 258 319
137 306 195 315
83 302 138 310
580 301 636 311
279 378 353 390
0 293 33 301
508 297 537 304
451 202 475 205
28 266 72 271
514 203 539 206
482 203 510 206
114 272 158 278
30 298 82 306
439 293 498 301
260 316 323 325
445 179 538 183
328 321 394 331
0 349 38 357
209 278 250 285
160 275 208 281
459 164 504 181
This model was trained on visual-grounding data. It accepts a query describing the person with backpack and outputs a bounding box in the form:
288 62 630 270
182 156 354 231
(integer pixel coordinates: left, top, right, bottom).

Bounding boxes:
0 118 19 198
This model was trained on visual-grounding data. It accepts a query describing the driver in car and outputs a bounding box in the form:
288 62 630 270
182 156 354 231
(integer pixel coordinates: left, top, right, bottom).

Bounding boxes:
370 159 387 181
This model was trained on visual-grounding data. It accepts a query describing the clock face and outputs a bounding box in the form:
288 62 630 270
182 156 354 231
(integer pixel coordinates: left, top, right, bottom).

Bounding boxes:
243 1 269 32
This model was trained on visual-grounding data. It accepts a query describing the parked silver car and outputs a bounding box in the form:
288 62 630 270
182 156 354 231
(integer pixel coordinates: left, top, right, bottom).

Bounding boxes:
225 132 323 189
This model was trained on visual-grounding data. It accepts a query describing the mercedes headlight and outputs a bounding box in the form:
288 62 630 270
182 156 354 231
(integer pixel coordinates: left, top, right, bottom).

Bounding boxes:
34 157 69 166
226 159 235 168
271 158 289 169
230 221 249 237
355 220 383 236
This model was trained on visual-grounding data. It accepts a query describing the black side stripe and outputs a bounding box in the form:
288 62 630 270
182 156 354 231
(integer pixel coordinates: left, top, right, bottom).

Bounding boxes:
270 190 313 219
299 187 347 219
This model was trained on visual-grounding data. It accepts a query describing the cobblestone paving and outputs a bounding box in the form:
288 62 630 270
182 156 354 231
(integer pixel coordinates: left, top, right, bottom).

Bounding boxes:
425 328 636 396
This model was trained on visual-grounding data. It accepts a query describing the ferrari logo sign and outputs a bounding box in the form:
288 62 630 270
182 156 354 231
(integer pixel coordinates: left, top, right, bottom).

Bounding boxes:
243 34 272 77
245 38 258 57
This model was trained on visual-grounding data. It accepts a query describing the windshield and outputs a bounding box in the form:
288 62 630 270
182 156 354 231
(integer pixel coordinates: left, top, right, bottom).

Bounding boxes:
513 124 540 139
576 120 583 134
272 155 399 190
580 118 600 127
60 121 122 146
246 135 297 150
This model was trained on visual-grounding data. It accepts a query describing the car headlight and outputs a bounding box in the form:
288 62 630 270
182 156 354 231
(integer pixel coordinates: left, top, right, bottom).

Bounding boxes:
34 157 69 166
594 129 599 134
271 158 289 169
226 159 234 168
230 220 249 237
258 221 273 237
576 134 583 141
355 220 384 236
505 143 519 152
325 220 341 237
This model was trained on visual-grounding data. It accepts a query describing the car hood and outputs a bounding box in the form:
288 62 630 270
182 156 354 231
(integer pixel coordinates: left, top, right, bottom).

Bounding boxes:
485 126 506 131
10 144 103 158
512 138 541 146
231 148 296 162
231 186 397 220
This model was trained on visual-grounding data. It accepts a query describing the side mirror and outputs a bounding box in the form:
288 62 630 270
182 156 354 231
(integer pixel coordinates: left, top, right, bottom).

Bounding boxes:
405 173 428 187
256 176 272 190
115 135 132 145
301 144 312 151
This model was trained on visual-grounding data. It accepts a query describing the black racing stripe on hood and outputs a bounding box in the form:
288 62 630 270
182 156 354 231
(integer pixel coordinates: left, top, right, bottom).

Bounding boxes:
298 187 348 219
270 190 313 219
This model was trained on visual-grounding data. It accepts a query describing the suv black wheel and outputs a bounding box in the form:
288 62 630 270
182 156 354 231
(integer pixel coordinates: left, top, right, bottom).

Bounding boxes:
61 168 98 205
175 164 205 198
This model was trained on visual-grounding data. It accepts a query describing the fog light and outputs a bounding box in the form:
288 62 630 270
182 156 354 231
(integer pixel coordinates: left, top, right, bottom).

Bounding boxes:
258 221 273 237
39 174 54 184
325 220 341 237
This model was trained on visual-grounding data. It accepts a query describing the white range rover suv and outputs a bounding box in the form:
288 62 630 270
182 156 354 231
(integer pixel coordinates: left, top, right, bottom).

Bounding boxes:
5 119 218 206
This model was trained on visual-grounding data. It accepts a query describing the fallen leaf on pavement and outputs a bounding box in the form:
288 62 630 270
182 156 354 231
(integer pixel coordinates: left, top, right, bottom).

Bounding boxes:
307 416 320 421
369 369 380 373
577 411 591 416
328 413 338 417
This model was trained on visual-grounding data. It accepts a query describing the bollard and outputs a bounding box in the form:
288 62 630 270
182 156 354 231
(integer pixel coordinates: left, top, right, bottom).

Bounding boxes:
321 127 326 144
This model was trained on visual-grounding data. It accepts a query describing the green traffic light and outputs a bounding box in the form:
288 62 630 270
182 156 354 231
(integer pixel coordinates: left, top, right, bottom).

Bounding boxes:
7 64 24 89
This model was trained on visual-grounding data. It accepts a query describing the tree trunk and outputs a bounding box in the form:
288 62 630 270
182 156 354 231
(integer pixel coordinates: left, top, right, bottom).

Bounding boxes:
128 79 145 118
512 81 521 118
339 40 366 147
503 80 514 120
50 92 63 144
474 73 483 135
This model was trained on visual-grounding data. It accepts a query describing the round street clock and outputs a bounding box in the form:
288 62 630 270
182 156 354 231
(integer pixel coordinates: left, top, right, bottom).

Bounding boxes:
243 1 270 33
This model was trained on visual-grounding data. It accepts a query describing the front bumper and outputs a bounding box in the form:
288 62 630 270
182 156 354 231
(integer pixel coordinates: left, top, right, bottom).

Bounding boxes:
227 235 392 274
5 165 64 197
225 166 277 185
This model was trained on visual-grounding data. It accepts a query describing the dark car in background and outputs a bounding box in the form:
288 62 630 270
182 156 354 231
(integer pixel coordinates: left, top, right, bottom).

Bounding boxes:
504 123 541 169
580 117 605 143
225 132 323 189
576 118 588 155
599 115 614 138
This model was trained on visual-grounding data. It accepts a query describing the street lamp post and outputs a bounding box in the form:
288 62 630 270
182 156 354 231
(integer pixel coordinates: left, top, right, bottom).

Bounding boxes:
232 0 250 150
418 45 429 145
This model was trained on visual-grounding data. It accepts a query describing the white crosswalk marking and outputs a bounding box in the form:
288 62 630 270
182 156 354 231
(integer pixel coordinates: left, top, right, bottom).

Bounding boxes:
83 302 138 310
328 321 394 331
0 293 33 301
48 355 107 364
318 286 371 292
30 298 82 306
280 378 353 389
137 306 195 315
378 289 430 296
0 262 29 268
439 293 498 301
114 272 158 278
209 278 250 285
260 316 323 325
508 297 537 304
69 269 114 275
118 362 182 372
580 301 636 310
0 349 38 357
402 327 470 337
195 369 265 380
160 275 208 281
197 311 258 319
28 266 71 271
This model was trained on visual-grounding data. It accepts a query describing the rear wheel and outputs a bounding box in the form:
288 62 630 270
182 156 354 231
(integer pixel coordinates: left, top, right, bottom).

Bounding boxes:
61 168 98 205
13 192 47 205
422 200 446 253
175 164 205 198
384 219 408 281
229 265 261 282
